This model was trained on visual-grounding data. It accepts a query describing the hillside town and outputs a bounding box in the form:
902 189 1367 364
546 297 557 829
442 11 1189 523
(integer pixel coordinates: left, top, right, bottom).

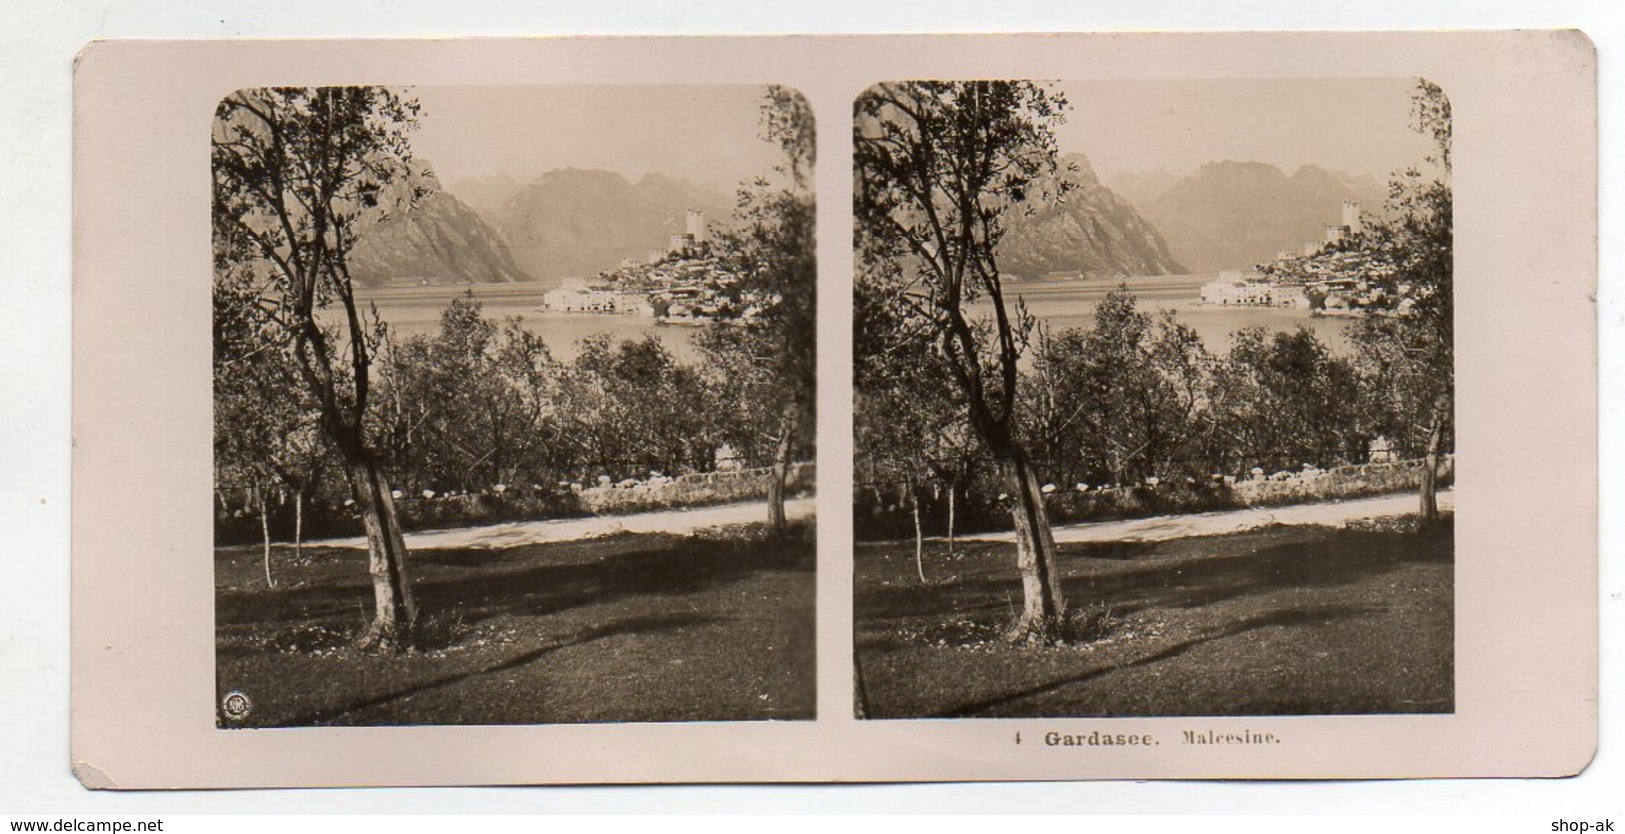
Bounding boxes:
539 208 762 325
1197 200 1412 316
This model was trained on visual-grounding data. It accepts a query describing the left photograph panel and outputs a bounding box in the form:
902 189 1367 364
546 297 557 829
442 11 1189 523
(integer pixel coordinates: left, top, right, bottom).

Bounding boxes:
211 85 816 727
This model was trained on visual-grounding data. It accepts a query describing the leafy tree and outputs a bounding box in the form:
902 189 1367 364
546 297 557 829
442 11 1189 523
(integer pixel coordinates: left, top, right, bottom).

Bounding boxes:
1350 79 1454 520
557 335 718 479
376 294 556 493
1025 291 1211 488
492 319 566 485
701 85 818 535
212 87 425 649
855 278 982 581
855 81 1074 640
1210 327 1368 475
213 270 329 586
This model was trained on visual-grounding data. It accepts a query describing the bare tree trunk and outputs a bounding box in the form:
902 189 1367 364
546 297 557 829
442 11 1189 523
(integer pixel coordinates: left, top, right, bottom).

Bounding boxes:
909 478 926 584
348 457 416 650
293 487 304 560
766 401 798 536
997 444 1067 641
258 484 275 589
946 480 957 558
1419 398 1449 523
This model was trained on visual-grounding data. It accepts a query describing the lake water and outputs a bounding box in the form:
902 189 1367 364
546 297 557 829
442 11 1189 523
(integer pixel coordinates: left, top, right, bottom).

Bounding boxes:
343 282 705 362
344 274 1354 364
977 274 1355 355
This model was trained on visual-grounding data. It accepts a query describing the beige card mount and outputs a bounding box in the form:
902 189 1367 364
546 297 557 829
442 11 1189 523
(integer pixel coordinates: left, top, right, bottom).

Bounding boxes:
73 32 1595 787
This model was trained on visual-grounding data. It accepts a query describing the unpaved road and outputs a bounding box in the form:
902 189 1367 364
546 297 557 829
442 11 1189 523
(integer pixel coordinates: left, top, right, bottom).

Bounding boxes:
314 497 816 551
310 489 1445 552
957 489 1453 545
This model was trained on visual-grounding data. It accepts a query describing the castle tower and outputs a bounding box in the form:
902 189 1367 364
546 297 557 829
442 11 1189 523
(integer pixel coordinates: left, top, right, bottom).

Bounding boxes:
1342 200 1363 235
685 209 708 244
1324 225 1349 245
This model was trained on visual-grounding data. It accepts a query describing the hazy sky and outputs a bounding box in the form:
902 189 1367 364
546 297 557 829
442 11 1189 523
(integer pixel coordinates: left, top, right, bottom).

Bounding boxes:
1058 78 1436 180
405 80 1430 191
409 85 784 189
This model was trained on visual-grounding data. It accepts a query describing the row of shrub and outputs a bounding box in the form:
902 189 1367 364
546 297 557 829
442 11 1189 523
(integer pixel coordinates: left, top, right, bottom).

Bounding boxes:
216 290 817 543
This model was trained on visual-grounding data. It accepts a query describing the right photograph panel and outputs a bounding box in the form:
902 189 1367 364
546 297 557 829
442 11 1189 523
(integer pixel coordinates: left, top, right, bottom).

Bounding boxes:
852 79 1454 720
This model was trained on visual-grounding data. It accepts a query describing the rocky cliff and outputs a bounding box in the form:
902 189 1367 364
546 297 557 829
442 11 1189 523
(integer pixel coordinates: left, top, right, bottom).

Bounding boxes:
348 168 532 286
998 153 1186 279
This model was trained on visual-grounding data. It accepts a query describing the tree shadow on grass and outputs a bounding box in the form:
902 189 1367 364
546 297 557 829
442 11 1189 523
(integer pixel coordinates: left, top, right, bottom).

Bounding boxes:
933 602 1382 718
267 611 727 727
1067 524 1452 619
414 532 812 630
858 523 1450 629
218 527 815 638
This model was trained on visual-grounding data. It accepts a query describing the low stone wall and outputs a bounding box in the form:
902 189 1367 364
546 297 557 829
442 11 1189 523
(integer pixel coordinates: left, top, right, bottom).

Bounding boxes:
1040 483 1236 527
391 462 816 531
855 457 1454 540
216 462 816 545
1044 457 1454 525
572 462 816 514
1229 456 1454 508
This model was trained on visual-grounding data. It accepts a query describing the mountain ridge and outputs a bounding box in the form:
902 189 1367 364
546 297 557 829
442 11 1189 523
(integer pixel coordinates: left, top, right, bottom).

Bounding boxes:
997 152 1186 279
490 168 734 285
348 166 533 287
1112 160 1389 273
350 166 736 289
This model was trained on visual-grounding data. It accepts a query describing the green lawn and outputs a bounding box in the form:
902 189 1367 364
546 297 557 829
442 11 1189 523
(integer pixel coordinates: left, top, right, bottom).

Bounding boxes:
855 519 1453 719
215 523 816 727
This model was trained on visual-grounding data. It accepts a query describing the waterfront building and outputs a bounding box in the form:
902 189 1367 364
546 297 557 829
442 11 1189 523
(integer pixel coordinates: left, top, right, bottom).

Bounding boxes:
1201 272 1310 308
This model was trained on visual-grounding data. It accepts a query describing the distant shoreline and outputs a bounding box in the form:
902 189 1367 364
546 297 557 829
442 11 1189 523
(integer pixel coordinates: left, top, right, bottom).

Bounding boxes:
343 272 1352 355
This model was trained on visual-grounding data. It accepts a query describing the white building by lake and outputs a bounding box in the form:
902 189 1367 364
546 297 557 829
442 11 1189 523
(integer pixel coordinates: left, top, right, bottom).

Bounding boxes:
542 278 656 316
1200 271 1310 309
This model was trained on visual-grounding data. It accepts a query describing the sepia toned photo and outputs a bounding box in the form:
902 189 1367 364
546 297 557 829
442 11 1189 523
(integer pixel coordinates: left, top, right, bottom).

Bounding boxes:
211 85 816 727
853 79 1455 719
72 32 1594 787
